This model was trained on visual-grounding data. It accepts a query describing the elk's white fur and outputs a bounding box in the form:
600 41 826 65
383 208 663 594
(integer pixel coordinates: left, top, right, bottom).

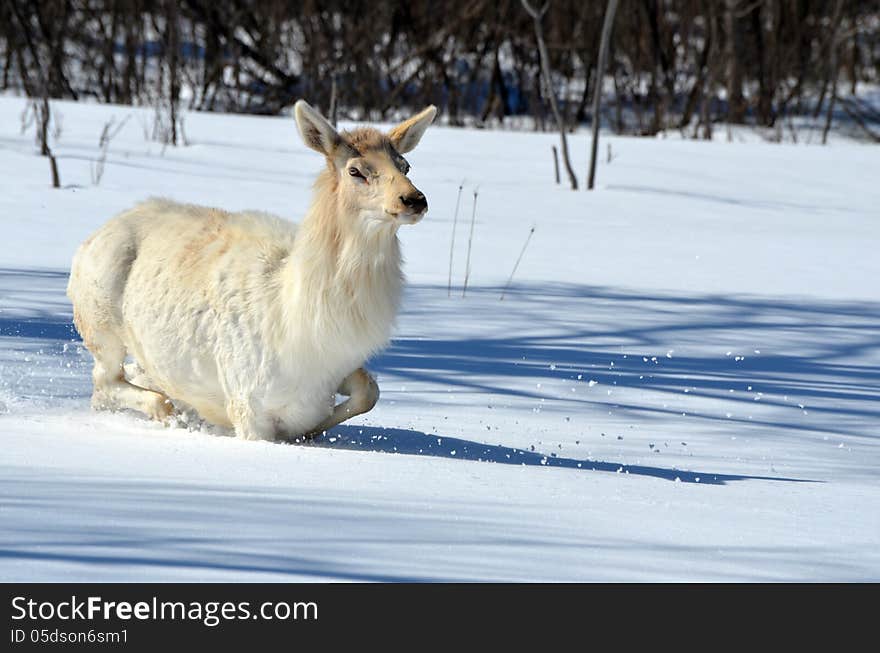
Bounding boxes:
67 101 437 440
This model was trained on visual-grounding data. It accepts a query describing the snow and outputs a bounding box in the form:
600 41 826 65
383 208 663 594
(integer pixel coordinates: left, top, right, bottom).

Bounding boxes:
1 95 879 581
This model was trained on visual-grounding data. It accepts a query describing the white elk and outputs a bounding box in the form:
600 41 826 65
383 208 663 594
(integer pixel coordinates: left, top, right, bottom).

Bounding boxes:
67 101 436 441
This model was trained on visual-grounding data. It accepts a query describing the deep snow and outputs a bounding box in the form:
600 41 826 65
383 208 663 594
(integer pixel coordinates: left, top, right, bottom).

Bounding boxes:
1 96 878 581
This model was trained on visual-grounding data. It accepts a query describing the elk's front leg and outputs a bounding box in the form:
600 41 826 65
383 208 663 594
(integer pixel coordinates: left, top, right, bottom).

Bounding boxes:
299 368 379 440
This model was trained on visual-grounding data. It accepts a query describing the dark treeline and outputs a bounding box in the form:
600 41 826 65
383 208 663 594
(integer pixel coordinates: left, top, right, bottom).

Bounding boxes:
2 0 879 139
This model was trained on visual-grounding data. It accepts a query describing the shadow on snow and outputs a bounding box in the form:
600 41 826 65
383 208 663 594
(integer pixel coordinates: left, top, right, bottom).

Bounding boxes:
2 268 877 482
311 424 813 486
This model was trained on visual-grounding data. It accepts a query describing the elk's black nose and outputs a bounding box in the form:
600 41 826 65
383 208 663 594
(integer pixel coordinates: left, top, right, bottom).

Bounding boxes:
400 192 427 213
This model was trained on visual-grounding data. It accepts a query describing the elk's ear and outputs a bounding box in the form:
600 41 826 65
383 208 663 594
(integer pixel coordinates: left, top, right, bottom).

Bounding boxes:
294 100 340 156
388 105 437 154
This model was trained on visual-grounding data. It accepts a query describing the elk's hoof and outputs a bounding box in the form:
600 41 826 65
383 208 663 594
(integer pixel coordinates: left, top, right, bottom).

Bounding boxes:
147 395 176 423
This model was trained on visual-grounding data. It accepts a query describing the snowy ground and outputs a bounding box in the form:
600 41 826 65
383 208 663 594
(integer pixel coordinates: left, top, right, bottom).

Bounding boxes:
1 96 879 581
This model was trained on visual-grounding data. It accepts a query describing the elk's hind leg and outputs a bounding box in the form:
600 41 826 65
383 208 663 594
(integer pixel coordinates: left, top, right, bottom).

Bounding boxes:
298 368 379 440
87 330 175 422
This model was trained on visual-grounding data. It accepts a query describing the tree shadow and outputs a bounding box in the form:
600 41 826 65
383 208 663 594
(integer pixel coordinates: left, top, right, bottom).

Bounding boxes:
0 317 77 340
311 424 814 486
604 182 840 213
2 269 878 459
372 284 880 440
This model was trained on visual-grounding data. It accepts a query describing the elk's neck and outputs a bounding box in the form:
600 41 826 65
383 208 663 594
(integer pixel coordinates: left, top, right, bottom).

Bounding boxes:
279 171 404 348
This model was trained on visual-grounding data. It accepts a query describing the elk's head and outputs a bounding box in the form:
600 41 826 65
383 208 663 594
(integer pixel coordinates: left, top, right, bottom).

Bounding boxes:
294 100 436 226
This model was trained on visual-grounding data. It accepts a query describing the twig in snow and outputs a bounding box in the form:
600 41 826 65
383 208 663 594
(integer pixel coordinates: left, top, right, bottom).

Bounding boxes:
462 188 479 298
447 181 464 297
551 146 559 184
19 102 35 134
34 96 60 188
91 114 131 185
501 226 535 301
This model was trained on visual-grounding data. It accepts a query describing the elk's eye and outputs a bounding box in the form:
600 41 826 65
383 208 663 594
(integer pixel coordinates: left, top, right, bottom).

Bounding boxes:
348 167 365 180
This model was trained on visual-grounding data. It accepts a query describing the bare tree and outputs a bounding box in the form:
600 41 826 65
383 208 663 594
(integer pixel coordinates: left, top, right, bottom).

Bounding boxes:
521 0 578 190
152 0 182 146
0 1 877 143
724 0 746 126
328 73 339 128
822 0 846 145
36 96 60 188
587 0 619 190
7 1 61 187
